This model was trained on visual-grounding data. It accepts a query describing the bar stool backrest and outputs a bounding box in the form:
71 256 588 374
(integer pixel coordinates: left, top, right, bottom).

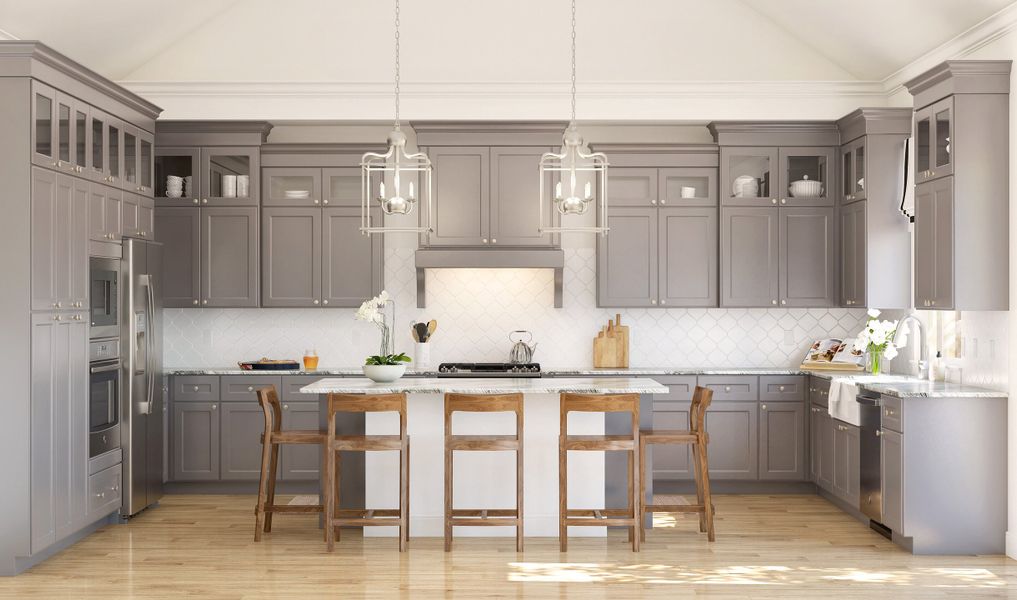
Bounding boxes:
445 393 523 435
559 393 640 439
327 393 408 439
255 386 283 436
689 386 713 434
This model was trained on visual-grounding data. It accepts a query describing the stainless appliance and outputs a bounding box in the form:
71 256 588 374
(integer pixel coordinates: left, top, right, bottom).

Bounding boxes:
437 363 541 378
857 391 883 524
88 339 121 458
89 257 120 340
120 237 164 517
508 331 538 364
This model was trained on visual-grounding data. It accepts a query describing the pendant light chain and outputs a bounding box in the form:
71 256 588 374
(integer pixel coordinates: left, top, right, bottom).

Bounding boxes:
570 0 577 126
392 0 400 129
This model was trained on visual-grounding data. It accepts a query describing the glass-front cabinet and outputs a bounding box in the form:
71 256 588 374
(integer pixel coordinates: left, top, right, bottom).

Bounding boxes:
139 131 154 195
201 146 259 206
841 139 866 203
154 147 201 206
658 167 717 207
72 104 88 174
108 120 121 186
323 167 363 207
89 109 108 184
721 146 833 207
123 126 138 190
31 81 56 168
915 97 953 184
263 167 321 206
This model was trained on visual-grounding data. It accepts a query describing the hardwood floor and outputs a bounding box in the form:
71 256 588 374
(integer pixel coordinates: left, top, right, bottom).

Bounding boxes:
2 494 1015 599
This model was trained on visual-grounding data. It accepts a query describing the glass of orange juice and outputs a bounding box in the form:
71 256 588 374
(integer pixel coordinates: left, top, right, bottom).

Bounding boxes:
303 349 319 371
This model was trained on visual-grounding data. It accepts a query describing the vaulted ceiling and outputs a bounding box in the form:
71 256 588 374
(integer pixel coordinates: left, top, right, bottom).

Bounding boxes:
1 0 1012 83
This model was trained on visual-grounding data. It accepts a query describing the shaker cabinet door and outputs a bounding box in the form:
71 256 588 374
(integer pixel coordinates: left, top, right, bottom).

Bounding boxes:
426 146 489 246
220 402 266 481
261 207 322 307
650 403 692 481
914 178 954 309
703 401 758 480
171 402 220 481
779 207 836 308
31 169 85 310
282 402 323 480
759 402 806 481
881 428 904 533
154 208 201 308
323 207 383 307
597 206 658 307
658 207 718 307
489 146 555 246
200 207 259 307
720 207 779 307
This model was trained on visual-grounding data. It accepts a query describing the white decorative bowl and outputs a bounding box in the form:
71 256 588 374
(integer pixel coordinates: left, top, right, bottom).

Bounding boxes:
789 175 823 198
363 364 406 383
284 190 311 199
732 175 759 198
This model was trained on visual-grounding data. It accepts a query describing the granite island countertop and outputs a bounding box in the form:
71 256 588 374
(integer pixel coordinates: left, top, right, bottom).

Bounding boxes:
298 377 670 395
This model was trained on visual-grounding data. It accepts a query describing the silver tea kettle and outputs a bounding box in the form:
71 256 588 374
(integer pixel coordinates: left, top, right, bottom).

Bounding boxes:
509 330 538 364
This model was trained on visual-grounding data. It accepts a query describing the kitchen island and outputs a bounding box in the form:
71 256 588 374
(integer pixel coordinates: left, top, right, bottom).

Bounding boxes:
300 377 668 538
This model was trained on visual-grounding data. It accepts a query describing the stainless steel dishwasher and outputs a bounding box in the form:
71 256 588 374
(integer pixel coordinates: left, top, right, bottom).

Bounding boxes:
856 391 883 524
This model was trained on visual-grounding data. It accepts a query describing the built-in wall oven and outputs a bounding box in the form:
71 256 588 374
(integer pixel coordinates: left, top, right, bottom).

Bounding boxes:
89 339 121 458
89 257 120 340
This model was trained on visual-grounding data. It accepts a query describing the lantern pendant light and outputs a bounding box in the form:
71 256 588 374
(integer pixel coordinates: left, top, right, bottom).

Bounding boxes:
538 0 609 235
361 0 434 235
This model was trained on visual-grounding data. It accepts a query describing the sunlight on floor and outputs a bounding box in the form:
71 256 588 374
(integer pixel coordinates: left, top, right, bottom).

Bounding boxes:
507 563 1007 588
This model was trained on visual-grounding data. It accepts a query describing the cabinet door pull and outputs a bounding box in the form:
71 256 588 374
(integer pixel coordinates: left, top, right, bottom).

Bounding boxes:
212 404 217 410
247 386 254 392
778 385 785 392
724 386 731 392
761 404 767 410
192 386 199 392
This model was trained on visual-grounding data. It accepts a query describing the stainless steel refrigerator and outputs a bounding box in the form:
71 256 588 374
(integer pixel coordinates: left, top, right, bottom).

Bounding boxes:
120 237 164 517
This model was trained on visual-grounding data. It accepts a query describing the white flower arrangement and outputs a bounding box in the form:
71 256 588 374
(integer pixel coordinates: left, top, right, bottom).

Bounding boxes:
852 308 906 365
355 291 393 357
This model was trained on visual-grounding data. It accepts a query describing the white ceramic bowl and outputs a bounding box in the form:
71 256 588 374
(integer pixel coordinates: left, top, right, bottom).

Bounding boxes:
284 190 311 199
363 364 406 383
789 176 823 198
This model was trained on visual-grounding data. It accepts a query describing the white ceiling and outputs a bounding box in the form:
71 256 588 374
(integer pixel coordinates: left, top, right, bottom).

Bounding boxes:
1 0 1013 83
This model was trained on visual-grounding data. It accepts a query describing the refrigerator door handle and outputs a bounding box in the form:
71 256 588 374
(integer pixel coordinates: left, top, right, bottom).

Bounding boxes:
144 274 156 416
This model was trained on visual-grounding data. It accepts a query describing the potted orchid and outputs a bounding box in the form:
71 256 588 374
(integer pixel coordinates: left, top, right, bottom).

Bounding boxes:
355 291 411 382
852 309 904 375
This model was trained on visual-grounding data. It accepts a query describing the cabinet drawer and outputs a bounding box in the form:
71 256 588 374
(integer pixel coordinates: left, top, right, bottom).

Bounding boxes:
809 377 830 408
220 376 281 402
881 395 903 433
173 375 219 402
697 376 757 401
87 463 122 520
281 375 325 404
760 375 806 402
652 376 697 402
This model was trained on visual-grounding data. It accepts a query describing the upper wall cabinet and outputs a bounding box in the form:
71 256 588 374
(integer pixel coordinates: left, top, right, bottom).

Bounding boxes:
904 60 1011 311
593 145 719 308
412 122 567 249
835 108 913 309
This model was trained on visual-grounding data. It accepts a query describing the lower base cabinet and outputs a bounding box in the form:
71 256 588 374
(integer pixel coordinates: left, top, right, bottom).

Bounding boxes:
831 420 860 506
880 428 903 533
759 401 806 480
281 402 323 480
171 402 220 481
704 401 758 480
86 464 123 522
220 402 267 481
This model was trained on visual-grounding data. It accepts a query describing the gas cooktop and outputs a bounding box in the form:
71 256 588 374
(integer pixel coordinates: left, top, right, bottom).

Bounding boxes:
436 363 541 378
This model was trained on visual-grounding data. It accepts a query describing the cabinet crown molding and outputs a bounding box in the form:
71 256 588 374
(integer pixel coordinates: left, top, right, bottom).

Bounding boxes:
589 143 719 168
411 121 568 146
708 121 840 147
155 120 274 146
904 60 1012 108
261 143 387 155
836 107 913 143
0 41 162 121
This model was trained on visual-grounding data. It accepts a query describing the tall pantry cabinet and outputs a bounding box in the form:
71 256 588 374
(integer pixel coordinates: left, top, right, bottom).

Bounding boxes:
0 42 162 574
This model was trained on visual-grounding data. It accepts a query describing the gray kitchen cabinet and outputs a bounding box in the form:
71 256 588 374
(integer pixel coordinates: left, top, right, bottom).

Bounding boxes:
832 419 860 507
154 146 201 206
323 167 362 207
138 196 154 238
30 313 88 554
323 207 383 307
759 401 806 481
778 147 835 207
720 206 779 307
650 403 692 481
779 207 835 308
659 167 717 208
263 167 322 207
220 402 266 481
759 375 806 402
426 146 489 246
171 401 220 481
818 410 835 492
262 207 322 307
490 146 555 246
221 376 280 402
171 375 220 403
281 402 323 480
914 177 954 310
658 207 718 307
86 464 122 524
121 193 139 238
88 182 122 243
841 138 866 203
31 80 58 169
880 428 904 534
914 98 954 184
720 147 779 206
597 206 657 307
809 404 823 483
154 208 200 307
32 168 88 311
200 207 259 307
201 146 259 206
122 125 139 193
839 200 866 307
607 167 658 207
703 401 758 480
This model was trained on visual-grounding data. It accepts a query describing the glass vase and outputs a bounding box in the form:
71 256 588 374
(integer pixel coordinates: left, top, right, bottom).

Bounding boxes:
867 349 882 375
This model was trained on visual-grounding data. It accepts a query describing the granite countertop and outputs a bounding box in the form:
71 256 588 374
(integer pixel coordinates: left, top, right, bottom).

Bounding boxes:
806 373 1008 399
298 377 670 395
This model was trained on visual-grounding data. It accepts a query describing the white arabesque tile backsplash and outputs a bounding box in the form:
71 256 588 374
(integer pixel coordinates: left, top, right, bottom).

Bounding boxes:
164 248 871 368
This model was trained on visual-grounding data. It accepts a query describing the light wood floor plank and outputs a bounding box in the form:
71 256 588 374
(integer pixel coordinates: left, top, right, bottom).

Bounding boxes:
1 494 1015 599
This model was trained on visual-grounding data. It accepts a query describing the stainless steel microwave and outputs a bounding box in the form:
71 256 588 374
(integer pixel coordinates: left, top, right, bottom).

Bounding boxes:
89 257 120 340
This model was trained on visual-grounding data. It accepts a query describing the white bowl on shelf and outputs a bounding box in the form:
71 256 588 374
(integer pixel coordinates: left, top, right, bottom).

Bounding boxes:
284 190 311 199
789 175 823 198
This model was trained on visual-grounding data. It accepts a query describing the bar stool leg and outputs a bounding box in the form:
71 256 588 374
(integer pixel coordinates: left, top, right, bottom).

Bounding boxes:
700 442 716 542
399 441 409 552
627 449 634 544
254 433 272 542
516 439 524 552
406 438 411 543
333 450 342 542
558 440 567 552
638 437 647 543
325 442 337 552
444 443 453 552
631 446 640 552
692 443 706 533
264 445 280 533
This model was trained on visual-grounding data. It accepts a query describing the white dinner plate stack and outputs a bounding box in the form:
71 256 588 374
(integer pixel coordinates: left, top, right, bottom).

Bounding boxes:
732 175 759 198
166 175 183 198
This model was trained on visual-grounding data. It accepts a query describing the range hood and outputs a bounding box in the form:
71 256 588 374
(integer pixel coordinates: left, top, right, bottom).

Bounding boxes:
414 248 565 308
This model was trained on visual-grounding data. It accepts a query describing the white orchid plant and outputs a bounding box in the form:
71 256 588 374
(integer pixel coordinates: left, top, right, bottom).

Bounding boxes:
355 290 401 362
852 308 905 374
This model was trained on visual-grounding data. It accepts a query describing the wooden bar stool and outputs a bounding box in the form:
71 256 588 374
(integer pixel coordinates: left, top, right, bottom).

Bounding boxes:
444 393 525 552
639 385 715 541
324 393 409 552
558 392 640 552
254 386 329 541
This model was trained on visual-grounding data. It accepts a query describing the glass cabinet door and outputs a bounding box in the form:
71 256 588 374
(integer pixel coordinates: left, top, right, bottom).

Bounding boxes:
155 147 200 206
779 147 834 206
31 82 57 167
73 105 88 173
323 167 364 207
57 97 71 167
932 99 953 179
89 110 107 183
852 142 866 201
107 121 121 185
841 146 854 199
201 147 259 205
658 167 717 207
264 167 322 206
139 133 153 194
123 127 138 188
915 106 932 181
720 147 778 206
